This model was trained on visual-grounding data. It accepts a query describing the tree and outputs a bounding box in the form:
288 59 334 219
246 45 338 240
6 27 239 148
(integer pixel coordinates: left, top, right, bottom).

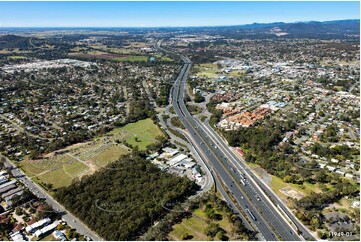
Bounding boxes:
29 207 36 214
194 92 205 103
15 207 23 216
29 149 40 160
283 175 294 183
56 224 64 230
204 222 222 238
216 231 229 241
315 169 328 183
310 215 321 231
181 233 193 240
66 229 75 239
317 231 327 239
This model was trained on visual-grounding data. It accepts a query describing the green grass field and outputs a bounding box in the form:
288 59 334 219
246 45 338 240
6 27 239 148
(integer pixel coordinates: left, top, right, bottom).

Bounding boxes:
21 155 89 189
247 162 326 203
111 55 149 62
333 86 344 91
196 71 218 78
169 208 209 241
270 175 326 197
63 160 89 177
195 63 220 78
8 55 27 60
153 54 173 62
90 45 138 54
20 118 163 188
169 207 235 241
113 118 164 150
69 47 169 62
228 70 245 77
21 158 61 177
36 168 75 188
198 63 218 68
91 145 129 167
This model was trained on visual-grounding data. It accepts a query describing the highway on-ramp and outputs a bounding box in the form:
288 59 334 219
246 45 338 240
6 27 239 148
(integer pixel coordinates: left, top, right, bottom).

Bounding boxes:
168 52 315 241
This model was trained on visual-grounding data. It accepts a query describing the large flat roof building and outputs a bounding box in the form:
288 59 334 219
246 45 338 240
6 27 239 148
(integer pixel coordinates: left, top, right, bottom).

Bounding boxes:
167 154 187 167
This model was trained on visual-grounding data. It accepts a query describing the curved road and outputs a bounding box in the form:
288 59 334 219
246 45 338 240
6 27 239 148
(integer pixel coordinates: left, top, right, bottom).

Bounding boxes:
166 48 316 241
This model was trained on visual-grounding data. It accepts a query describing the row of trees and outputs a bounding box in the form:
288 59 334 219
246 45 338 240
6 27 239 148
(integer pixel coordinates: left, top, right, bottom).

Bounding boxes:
311 142 359 160
154 82 173 107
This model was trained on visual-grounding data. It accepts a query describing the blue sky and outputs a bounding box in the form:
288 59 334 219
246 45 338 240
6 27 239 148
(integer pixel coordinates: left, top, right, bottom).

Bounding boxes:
0 1 359 27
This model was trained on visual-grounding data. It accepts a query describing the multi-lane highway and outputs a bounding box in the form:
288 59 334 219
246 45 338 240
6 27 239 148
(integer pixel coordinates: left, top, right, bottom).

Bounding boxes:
169 52 315 241
201 118 316 240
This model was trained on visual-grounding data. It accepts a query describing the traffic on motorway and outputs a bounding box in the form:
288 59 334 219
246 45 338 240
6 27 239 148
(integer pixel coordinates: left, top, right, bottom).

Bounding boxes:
168 50 315 241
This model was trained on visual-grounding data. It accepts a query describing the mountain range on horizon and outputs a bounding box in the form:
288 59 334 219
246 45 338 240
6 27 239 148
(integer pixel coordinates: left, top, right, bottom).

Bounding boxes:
0 19 359 41
0 18 359 29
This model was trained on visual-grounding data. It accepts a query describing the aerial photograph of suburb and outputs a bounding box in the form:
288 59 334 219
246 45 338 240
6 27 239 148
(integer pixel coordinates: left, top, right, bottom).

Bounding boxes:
0 1 359 241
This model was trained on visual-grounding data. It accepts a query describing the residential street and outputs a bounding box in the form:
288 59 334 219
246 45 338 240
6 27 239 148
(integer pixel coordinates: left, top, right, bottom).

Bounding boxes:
0 154 102 241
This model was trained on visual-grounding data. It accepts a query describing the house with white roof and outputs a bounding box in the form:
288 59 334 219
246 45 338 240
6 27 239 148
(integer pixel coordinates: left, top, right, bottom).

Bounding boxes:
34 221 60 238
52 230 67 241
25 218 51 234
10 231 27 241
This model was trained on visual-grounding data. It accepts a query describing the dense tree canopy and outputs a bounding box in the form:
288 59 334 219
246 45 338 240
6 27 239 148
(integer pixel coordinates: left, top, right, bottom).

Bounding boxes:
55 153 199 240
221 121 292 178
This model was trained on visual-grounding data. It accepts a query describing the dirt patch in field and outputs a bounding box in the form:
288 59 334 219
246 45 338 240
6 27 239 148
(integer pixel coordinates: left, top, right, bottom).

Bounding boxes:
279 187 304 200
85 160 99 173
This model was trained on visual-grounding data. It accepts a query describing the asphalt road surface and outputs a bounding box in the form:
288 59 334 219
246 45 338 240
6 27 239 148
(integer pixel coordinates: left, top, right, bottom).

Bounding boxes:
1 155 102 241
201 118 316 240
169 54 315 240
